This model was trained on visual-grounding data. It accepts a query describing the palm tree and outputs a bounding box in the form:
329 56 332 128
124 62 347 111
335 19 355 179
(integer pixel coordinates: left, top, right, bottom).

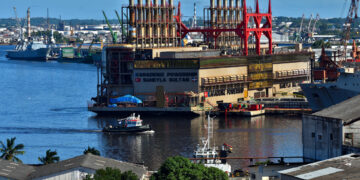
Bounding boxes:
0 137 25 163
38 149 60 165
83 146 100 156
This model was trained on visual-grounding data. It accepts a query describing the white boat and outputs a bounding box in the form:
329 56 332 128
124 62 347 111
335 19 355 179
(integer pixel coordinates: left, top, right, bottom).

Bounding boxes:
193 114 232 174
103 113 152 133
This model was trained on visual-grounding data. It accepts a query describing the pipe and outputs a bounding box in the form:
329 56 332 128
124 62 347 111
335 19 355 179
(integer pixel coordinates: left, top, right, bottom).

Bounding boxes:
210 0 215 27
169 0 174 38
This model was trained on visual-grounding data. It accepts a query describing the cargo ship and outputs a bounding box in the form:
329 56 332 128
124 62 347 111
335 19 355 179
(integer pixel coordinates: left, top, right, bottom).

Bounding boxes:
88 0 313 116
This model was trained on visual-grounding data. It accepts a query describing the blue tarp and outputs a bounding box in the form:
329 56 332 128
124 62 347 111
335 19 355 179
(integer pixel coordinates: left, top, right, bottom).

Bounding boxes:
110 95 143 104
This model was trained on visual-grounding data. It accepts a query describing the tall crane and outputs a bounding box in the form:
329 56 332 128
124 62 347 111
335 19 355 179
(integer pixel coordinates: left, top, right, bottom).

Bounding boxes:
115 10 126 42
342 0 360 60
296 14 305 42
102 10 117 44
307 14 313 33
13 7 22 41
312 14 320 34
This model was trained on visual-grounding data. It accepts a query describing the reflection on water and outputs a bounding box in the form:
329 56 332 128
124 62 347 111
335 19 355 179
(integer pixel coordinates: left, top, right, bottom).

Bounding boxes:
0 45 302 171
93 115 302 170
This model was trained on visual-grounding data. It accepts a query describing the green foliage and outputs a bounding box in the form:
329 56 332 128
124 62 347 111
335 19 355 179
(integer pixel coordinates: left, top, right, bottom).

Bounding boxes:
0 137 25 163
84 146 101 156
151 156 228 180
38 149 60 165
84 167 138 180
312 40 331 48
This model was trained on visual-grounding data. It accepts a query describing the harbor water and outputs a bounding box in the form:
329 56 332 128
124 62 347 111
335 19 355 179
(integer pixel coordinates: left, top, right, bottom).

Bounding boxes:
0 45 302 170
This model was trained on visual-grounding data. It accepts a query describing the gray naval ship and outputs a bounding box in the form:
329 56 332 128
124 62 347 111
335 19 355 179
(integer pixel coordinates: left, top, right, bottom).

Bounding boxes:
300 68 360 112
6 40 51 61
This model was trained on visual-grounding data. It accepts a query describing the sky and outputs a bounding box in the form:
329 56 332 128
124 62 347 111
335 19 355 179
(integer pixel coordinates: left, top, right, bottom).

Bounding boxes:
0 0 351 20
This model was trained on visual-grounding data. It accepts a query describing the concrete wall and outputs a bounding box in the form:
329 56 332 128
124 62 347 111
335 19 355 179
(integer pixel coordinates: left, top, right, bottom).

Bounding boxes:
302 114 342 163
343 121 360 148
33 167 95 180
199 66 248 78
273 61 309 72
134 69 199 94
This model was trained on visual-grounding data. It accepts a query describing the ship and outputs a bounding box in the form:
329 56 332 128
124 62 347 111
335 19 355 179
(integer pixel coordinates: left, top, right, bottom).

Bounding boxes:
102 113 152 133
6 40 51 60
300 67 360 112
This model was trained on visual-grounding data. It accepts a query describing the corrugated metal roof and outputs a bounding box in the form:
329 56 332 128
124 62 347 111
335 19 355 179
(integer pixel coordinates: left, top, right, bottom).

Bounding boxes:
279 154 360 180
295 167 344 179
312 94 360 125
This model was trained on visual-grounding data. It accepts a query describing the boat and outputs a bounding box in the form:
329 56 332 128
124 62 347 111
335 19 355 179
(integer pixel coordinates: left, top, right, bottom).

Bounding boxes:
6 40 52 60
102 113 152 133
193 114 232 175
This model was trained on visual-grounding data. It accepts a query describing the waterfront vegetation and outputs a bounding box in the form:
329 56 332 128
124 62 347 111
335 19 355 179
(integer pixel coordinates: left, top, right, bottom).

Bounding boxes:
151 156 228 180
84 146 101 156
38 149 60 165
0 137 25 163
84 167 138 180
0 137 228 179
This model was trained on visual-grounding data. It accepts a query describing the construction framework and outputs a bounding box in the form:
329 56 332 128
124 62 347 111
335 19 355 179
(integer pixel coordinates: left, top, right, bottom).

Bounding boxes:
122 0 272 56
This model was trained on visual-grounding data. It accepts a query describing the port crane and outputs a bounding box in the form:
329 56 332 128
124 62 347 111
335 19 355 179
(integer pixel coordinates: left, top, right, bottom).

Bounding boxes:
102 10 117 44
115 10 127 42
295 14 305 42
13 7 23 41
342 0 360 60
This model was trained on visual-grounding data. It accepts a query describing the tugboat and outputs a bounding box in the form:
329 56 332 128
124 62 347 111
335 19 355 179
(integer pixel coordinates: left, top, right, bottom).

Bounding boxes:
102 113 152 133
193 114 232 175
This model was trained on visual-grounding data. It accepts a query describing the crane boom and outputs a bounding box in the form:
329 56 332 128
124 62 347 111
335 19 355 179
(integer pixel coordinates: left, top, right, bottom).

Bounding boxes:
102 10 117 44
115 10 126 42
13 7 22 40
307 14 313 33
296 14 305 42
312 14 320 34
342 0 360 60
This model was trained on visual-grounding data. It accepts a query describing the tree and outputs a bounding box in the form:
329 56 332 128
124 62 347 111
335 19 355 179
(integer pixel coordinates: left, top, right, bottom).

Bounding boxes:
151 156 228 180
84 167 138 180
0 137 25 163
38 149 60 165
83 146 100 156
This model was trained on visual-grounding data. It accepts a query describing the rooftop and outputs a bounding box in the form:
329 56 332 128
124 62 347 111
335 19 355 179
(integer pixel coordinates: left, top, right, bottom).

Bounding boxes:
312 94 360 125
279 154 360 180
0 154 148 180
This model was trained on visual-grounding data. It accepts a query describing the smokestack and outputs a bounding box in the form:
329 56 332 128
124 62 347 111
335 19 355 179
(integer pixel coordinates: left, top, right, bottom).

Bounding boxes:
129 0 136 42
210 0 215 27
217 0 222 23
223 0 228 23
27 8 31 39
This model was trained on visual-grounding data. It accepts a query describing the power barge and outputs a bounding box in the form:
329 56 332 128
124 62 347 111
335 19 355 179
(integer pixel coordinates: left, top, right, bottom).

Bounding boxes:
88 0 314 116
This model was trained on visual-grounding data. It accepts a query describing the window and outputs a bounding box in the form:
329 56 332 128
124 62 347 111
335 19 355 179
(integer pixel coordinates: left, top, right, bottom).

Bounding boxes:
318 135 322 140
312 132 315 138
330 134 333 140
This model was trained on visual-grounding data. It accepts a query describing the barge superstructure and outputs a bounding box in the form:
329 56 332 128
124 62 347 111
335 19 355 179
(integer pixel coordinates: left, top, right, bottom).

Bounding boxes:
89 0 314 116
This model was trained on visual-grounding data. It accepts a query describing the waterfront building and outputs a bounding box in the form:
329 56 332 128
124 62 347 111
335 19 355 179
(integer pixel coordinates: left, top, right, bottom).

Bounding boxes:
0 154 148 180
279 154 360 180
89 44 312 115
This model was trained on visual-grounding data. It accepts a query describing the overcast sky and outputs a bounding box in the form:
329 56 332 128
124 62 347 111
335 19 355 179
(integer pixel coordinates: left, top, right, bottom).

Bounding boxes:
0 0 351 20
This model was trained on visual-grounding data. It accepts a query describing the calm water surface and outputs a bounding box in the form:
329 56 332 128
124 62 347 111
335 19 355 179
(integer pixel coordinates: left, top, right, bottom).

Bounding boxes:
0 45 302 170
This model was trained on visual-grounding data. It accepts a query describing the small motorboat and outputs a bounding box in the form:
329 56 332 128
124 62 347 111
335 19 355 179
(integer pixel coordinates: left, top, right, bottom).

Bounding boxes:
102 113 152 133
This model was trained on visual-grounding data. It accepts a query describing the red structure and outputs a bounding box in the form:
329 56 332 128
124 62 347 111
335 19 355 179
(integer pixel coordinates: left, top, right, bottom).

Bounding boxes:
175 0 272 56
